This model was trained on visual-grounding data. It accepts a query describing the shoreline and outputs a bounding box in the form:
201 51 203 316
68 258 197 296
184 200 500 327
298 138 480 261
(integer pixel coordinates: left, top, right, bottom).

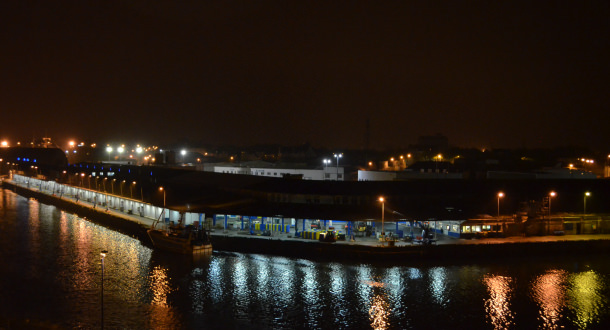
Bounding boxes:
4 179 610 262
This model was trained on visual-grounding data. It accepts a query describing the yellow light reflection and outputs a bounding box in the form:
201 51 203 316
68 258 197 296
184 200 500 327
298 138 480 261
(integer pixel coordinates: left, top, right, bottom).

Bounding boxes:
483 275 514 330
369 292 390 330
150 265 173 307
531 269 567 329
568 270 605 329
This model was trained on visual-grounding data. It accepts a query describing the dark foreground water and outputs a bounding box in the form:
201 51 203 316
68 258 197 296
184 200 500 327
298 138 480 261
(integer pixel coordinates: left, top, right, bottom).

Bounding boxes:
1 189 610 329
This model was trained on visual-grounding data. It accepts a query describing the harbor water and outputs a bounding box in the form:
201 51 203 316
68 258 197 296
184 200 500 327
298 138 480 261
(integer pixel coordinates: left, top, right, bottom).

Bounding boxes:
1 188 609 329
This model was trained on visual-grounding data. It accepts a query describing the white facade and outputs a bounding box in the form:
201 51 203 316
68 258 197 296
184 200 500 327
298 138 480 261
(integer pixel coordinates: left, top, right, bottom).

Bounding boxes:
210 163 345 181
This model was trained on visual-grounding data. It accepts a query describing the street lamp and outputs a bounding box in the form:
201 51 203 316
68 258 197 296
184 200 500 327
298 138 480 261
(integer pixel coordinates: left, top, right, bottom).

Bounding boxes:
159 187 166 222
323 158 331 168
120 180 125 196
548 191 556 234
130 181 136 198
333 153 343 181
584 192 591 214
100 250 108 329
379 196 385 239
181 149 187 163
497 192 504 218
106 146 112 161
549 191 556 218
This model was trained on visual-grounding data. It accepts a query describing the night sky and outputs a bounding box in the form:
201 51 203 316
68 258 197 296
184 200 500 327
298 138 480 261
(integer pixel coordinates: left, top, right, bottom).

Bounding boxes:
2 1 609 150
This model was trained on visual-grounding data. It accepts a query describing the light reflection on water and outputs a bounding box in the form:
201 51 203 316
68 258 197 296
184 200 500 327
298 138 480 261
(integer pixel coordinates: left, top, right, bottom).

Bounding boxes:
569 270 607 329
1 189 610 329
531 269 568 329
483 274 514 330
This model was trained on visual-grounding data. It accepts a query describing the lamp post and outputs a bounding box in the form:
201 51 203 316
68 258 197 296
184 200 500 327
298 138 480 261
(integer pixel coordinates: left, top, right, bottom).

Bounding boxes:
548 191 556 234
100 250 108 329
497 192 504 218
130 181 136 199
379 197 385 239
120 180 125 196
584 192 591 214
333 153 342 181
159 187 166 222
549 191 556 218
106 146 112 161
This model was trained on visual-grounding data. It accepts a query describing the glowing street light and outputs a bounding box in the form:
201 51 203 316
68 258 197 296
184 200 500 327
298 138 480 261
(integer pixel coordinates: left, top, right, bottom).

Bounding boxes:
333 153 343 180
379 196 385 239
106 146 112 161
584 192 591 214
323 158 331 168
549 191 556 215
159 187 166 222
497 192 504 218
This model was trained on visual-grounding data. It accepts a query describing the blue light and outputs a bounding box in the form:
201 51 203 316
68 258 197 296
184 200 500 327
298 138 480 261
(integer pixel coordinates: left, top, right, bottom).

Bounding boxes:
17 157 20 161
33 159 37 163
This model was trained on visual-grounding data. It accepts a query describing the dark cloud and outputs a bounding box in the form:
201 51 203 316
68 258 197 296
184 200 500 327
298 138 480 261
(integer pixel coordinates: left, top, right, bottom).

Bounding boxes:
1 1 609 150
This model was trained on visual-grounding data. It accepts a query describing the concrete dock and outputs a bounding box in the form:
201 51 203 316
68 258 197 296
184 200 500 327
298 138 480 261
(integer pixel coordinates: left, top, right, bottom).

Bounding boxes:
4 177 610 262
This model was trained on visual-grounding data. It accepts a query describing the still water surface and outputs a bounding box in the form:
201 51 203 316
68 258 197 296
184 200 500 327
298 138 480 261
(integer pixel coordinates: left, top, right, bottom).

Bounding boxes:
1 189 609 329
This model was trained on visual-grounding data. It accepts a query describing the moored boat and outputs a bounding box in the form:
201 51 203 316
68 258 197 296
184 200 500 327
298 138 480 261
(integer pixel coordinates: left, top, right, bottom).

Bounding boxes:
147 213 212 255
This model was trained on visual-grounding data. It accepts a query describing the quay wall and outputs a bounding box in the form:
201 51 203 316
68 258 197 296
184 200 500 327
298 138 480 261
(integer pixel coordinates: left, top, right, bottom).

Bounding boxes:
4 179 610 263
210 234 610 262
2 180 151 244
